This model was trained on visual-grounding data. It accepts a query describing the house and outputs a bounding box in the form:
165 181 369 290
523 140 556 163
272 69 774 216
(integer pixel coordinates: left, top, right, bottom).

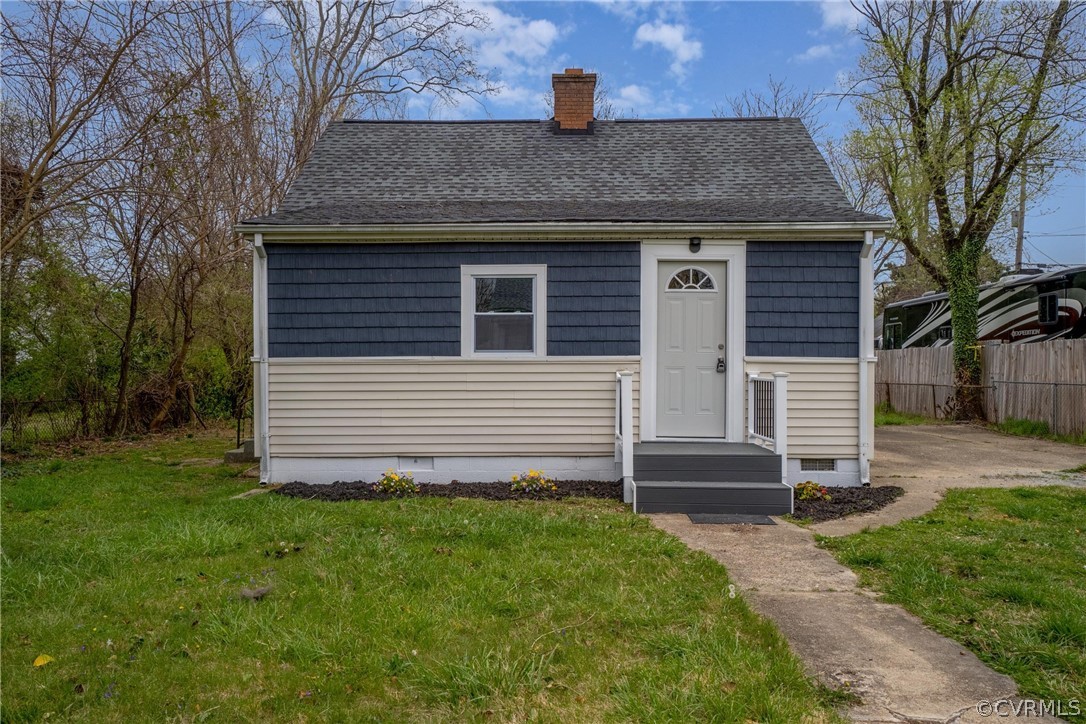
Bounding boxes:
237 68 890 515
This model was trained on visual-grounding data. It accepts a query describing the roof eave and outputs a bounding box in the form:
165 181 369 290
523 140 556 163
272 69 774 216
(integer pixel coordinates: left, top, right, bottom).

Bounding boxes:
234 219 893 240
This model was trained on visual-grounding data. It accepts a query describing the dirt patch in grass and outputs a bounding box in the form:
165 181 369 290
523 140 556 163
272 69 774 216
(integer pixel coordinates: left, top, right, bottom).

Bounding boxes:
793 485 905 523
275 479 624 502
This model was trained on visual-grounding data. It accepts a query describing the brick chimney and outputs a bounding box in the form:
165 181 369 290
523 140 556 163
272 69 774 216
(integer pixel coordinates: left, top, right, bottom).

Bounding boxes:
552 68 596 131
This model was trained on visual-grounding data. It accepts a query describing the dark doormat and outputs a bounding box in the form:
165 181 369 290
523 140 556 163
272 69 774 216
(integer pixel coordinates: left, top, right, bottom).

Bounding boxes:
687 513 777 525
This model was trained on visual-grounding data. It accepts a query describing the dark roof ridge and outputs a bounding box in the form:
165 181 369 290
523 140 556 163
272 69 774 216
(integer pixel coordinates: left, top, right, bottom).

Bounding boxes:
341 118 544 125
613 117 786 123
338 116 792 125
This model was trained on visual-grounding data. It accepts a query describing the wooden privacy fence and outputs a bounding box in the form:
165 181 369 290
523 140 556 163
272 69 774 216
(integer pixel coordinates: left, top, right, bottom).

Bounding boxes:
875 338 1086 437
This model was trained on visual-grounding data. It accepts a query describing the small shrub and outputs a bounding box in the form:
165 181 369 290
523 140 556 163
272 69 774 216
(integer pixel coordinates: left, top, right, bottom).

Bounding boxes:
795 480 832 501
510 469 556 494
372 469 419 496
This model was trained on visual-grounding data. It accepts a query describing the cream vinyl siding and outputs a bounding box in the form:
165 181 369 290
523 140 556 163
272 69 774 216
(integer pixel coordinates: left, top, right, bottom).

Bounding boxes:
268 359 640 457
745 358 860 458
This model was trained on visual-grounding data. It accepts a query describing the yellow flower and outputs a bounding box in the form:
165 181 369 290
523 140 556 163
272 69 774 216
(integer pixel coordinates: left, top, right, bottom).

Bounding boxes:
512 475 519 481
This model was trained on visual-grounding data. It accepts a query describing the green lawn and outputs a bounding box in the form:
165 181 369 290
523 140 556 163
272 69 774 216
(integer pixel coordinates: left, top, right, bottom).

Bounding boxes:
820 486 1086 718
873 402 936 427
991 417 1086 447
2 432 839 722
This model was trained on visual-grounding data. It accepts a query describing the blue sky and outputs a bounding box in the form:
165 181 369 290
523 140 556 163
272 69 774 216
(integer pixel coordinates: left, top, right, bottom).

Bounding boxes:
441 1 1086 267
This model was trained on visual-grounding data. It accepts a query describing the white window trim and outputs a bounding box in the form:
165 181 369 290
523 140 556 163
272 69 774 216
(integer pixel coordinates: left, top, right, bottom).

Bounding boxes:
460 264 547 358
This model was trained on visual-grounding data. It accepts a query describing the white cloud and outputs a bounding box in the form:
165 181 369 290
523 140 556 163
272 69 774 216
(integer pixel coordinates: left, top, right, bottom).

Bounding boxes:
608 84 691 118
591 0 644 23
617 84 652 108
792 43 836 63
472 4 561 72
592 0 686 25
819 1 862 31
633 21 703 78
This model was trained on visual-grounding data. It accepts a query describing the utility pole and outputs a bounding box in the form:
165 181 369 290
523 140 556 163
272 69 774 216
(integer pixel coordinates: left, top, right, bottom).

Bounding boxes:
1012 163 1048 271
1014 168 1027 271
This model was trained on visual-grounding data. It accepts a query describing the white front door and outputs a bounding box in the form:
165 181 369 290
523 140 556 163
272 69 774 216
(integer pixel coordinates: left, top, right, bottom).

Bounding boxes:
656 261 728 438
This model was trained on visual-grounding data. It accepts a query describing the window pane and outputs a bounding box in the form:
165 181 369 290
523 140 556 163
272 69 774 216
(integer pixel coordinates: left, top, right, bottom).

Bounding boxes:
476 277 533 313
475 314 533 351
667 267 715 291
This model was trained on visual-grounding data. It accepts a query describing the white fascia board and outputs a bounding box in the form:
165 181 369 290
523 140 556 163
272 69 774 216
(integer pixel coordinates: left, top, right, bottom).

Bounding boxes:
234 221 893 241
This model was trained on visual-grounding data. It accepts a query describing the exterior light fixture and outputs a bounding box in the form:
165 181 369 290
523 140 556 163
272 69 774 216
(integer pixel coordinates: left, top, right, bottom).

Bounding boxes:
689 237 701 253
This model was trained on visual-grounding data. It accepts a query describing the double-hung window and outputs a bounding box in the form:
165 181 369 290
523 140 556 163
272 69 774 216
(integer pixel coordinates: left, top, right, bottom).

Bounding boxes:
460 265 547 357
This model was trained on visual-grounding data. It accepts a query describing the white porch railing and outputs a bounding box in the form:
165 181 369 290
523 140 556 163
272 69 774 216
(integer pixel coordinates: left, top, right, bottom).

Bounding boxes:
615 370 634 503
747 371 791 507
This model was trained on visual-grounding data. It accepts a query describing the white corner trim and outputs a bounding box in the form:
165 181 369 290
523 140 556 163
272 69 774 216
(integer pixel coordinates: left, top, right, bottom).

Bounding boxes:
460 264 547 359
640 240 746 443
253 233 270 484
858 230 875 484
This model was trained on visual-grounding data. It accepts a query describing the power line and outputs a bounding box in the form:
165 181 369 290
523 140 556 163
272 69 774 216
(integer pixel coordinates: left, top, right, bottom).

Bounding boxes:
1025 239 1067 266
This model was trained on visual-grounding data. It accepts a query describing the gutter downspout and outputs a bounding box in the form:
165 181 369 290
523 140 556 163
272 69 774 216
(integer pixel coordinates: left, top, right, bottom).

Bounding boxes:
858 231 876 486
251 233 270 485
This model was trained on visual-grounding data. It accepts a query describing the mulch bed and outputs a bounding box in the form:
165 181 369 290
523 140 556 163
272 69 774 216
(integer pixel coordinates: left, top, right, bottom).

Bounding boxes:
274 480 624 503
792 485 905 523
274 480 905 522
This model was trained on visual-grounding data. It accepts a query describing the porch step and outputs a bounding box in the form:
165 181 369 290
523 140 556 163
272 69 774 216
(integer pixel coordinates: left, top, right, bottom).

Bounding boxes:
633 481 792 515
224 438 258 464
631 441 789 514
633 441 781 483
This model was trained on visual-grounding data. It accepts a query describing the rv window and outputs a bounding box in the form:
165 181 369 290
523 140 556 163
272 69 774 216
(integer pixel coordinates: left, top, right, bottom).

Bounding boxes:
1038 293 1059 325
884 323 902 350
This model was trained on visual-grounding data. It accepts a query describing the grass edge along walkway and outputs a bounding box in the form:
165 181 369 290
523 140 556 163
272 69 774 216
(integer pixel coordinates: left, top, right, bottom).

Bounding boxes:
820 485 1086 720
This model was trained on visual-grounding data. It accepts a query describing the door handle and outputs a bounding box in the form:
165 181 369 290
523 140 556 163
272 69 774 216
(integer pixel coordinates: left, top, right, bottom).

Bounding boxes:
716 357 726 373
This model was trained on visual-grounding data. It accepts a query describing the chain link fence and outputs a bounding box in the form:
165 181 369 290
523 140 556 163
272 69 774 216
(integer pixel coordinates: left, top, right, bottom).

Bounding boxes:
1 398 108 449
2 397 255 450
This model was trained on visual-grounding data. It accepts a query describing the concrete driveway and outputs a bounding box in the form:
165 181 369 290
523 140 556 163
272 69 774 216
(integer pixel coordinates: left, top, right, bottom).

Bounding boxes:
813 424 1086 536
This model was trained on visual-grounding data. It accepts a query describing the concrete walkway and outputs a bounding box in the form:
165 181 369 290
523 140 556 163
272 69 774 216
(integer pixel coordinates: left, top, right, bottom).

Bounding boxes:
650 426 1084 722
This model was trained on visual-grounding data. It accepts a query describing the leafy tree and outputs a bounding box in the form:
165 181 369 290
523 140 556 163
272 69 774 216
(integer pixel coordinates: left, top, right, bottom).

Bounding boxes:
848 0 1086 416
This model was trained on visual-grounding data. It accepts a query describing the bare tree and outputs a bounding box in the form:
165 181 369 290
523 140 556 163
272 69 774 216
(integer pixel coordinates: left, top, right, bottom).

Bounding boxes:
266 0 498 180
715 76 827 141
2 0 500 437
0 1 221 256
84 137 183 434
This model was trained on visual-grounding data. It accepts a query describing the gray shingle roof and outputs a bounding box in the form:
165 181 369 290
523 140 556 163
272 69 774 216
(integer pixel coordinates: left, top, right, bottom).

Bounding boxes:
242 118 884 226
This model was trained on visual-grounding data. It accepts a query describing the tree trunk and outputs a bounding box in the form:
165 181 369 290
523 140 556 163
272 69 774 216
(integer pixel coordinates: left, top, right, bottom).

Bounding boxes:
107 285 140 435
946 239 985 419
148 329 195 432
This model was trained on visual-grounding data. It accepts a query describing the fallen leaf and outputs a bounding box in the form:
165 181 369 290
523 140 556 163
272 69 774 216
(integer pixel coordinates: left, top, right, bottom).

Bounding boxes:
33 654 54 667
